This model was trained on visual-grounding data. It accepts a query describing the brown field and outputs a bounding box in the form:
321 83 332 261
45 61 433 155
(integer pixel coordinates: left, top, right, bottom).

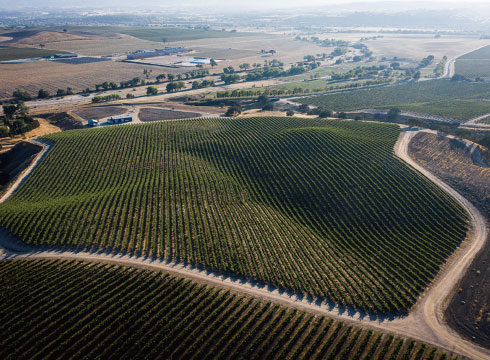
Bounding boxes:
171 35 329 68
0 60 174 99
311 33 489 62
41 36 166 56
72 106 128 120
0 34 330 100
138 107 202 121
408 132 490 350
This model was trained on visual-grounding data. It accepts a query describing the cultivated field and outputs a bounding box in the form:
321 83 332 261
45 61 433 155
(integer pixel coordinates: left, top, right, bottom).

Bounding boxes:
0 118 468 313
408 132 490 349
0 259 458 360
296 79 490 120
476 116 490 125
0 60 170 99
455 45 490 80
0 47 66 61
72 106 128 120
138 107 202 122
315 33 488 63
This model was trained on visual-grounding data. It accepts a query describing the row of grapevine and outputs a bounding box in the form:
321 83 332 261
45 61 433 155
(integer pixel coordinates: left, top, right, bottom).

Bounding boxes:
0 117 468 313
0 259 460 360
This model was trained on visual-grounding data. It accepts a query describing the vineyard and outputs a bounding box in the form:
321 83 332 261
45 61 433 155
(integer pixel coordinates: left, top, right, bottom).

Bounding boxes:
455 45 490 80
296 79 490 120
0 117 468 313
0 258 459 360
476 116 490 125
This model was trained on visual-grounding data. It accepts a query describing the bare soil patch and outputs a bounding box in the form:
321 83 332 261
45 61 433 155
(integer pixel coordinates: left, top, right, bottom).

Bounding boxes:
138 107 201 122
73 106 128 120
408 132 490 349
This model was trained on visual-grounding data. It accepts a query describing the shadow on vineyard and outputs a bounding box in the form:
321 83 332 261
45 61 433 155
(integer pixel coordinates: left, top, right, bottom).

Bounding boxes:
0 117 468 315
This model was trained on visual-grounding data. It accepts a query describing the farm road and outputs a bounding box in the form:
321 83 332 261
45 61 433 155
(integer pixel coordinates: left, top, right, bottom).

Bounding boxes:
0 127 488 359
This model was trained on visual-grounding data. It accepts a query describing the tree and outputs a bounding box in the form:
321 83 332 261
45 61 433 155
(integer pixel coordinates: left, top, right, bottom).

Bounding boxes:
2 105 17 120
167 74 175 81
192 81 201 89
146 86 158 95
262 103 274 111
210 58 218 68
66 87 74 95
257 95 268 104
413 71 421 80
298 104 310 113
37 89 50 99
225 105 242 117
12 89 31 101
338 112 347 119
166 82 186 93
126 93 135 99
156 74 166 83
143 69 152 80
239 63 251 71
221 74 241 85
56 89 65 97
387 108 401 121
286 109 294 116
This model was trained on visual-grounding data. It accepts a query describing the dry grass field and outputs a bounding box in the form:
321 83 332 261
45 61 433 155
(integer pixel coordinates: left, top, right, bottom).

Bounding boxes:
171 35 329 68
0 60 169 99
41 36 167 56
311 33 488 62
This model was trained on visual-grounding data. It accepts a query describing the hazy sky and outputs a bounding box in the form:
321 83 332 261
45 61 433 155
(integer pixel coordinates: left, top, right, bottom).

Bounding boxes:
2 0 490 9
2 0 490 12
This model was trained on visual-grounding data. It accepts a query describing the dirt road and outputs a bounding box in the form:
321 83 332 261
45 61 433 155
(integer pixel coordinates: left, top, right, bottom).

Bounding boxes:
0 127 489 359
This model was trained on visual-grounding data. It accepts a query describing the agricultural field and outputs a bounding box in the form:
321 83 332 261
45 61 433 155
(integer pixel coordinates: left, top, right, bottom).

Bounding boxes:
313 33 487 63
0 60 169 99
398 100 490 121
0 258 458 360
138 107 202 122
476 116 490 125
408 132 490 349
296 79 490 120
0 47 67 61
98 26 256 42
455 45 490 80
72 106 128 120
0 117 468 313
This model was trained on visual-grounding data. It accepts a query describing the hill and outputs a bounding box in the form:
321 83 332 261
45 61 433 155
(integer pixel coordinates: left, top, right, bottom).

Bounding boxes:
0 117 468 313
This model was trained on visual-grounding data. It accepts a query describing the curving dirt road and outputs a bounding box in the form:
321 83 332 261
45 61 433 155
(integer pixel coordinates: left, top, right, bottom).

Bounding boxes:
0 128 489 359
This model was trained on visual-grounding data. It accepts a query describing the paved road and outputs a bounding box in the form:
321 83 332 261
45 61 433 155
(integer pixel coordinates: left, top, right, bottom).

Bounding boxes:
0 127 489 359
